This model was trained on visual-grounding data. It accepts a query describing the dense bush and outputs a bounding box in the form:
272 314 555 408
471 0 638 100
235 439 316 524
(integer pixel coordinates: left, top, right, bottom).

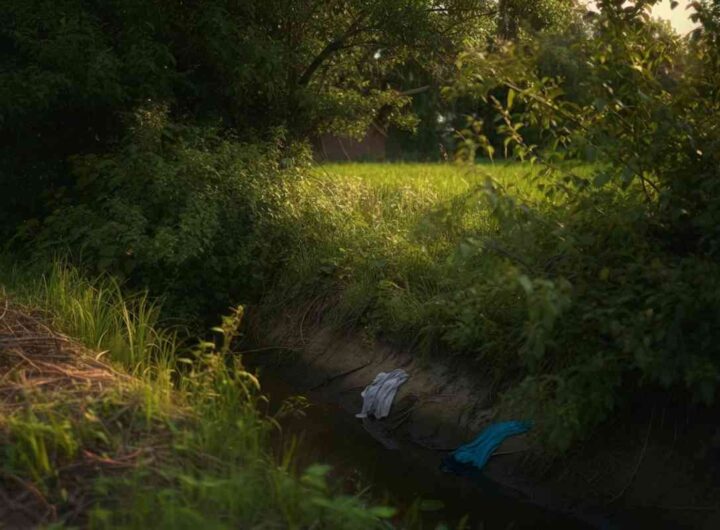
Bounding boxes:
2 0 548 238
252 160 719 450
442 0 720 448
0 0 176 235
18 110 312 318
1 0 566 315
441 179 720 450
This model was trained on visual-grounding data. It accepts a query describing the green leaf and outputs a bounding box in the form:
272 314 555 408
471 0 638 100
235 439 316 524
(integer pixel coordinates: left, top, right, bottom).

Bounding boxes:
369 506 397 518
518 275 534 294
593 172 611 188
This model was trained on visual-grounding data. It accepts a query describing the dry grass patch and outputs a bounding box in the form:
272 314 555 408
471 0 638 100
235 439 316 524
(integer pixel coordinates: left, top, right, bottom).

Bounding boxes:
0 297 167 528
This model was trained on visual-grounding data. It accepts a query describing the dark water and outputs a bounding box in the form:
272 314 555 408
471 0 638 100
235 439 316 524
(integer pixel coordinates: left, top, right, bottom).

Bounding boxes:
260 373 595 530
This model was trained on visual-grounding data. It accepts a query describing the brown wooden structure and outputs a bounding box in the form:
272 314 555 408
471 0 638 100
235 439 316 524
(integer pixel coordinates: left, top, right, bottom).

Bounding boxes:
313 124 387 161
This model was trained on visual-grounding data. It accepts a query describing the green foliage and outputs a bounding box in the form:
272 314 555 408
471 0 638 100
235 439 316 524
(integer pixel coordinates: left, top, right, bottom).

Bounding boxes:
451 0 720 249
6 410 79 482
439 0 720 448
3 0 718 461
0 0 579 236
0 0 535 237
258 162 595 371
0 259 178 379
241 152 720 451
87 303 395 530
1 262 398 528
0 0 176 234
17 114 312 318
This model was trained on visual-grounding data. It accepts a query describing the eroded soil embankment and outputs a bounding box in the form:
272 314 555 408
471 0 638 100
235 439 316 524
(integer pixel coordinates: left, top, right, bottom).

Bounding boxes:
247 311 720 530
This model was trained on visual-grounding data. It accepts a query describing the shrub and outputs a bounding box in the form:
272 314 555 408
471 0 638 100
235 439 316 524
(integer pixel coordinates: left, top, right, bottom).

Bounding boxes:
441 0 720 448
21 111 312 318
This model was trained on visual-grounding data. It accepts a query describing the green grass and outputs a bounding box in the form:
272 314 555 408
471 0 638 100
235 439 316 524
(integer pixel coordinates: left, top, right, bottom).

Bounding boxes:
256 160 720 451
0 258 178 384
0 261 398 529
268 161 594 345
314 161 596 198
4 154 716 522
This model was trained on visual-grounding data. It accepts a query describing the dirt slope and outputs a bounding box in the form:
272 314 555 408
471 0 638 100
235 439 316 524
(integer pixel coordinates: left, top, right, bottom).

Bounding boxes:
253 312 720 530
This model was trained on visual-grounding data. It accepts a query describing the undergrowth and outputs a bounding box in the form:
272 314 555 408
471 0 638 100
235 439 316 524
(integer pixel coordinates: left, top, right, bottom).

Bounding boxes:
0 262 399 529
14 153 720 453
256 162 720 451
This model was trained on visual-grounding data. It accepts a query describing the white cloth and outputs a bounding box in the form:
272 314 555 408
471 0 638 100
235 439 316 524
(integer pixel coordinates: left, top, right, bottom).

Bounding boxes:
355 369 409 419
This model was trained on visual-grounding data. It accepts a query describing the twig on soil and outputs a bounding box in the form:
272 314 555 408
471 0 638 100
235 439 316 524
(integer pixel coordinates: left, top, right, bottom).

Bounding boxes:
0 336 68 345
6 347 43 371
81 448 144 469
299 294 324 346
308 360 372 391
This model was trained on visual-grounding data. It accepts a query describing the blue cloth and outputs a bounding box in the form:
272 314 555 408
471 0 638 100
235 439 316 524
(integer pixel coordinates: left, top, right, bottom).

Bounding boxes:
449 420 532 470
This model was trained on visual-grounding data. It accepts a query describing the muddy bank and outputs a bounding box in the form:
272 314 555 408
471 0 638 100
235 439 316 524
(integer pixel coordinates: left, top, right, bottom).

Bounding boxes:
246 313 720 529
260 374 592 530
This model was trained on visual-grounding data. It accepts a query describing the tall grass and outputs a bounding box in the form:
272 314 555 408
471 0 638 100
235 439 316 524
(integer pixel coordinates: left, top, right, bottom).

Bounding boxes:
266 161 595 342
257 161 702 450
0 259 398 529
0 259 178 377
313 162 595 201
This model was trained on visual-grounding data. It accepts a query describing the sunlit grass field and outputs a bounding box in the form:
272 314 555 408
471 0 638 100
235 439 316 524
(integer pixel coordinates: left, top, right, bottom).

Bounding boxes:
262 159 661 449
270 161 597 347
314 161 595 199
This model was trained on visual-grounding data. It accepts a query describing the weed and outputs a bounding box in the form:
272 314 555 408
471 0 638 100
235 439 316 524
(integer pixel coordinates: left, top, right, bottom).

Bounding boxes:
0 263 397 528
